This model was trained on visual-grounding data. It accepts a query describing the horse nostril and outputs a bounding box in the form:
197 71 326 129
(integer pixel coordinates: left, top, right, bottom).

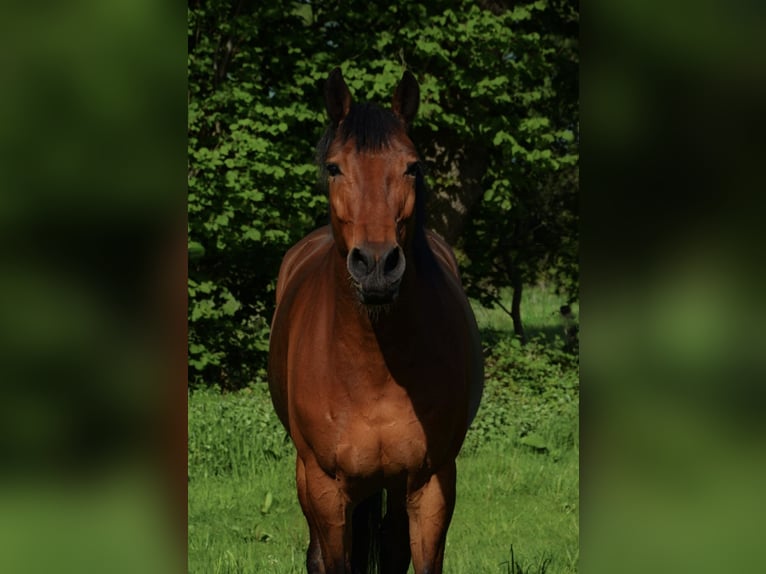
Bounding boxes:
349 247 373 278
383 246 402 275
349 245 404 284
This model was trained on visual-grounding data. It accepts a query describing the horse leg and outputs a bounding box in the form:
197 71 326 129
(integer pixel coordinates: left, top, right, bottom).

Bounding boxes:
296 456 324 573
381 487 412 574
302 455 353 573
406 462 457 574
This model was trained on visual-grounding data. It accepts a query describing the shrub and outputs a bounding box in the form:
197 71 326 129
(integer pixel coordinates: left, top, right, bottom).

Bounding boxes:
462 333 579 457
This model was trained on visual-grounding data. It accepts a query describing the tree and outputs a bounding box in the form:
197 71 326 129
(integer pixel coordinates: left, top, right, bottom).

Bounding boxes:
457 0 579 341
187 0 579 388
188 0 329 387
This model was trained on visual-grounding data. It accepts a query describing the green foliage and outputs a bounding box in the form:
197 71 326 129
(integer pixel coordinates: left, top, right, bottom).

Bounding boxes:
462 332 579 457
188 0 330 387
443 0 579 316
188 0 579 388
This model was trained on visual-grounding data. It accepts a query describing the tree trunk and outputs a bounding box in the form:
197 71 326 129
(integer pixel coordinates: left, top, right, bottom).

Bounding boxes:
510 270 526 343
421 136 488 245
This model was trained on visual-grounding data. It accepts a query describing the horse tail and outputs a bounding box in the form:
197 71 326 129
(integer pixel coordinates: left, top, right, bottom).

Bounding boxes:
352 490 384 574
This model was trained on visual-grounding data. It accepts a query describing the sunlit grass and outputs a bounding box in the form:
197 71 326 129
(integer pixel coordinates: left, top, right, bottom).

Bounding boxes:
188 442 579 574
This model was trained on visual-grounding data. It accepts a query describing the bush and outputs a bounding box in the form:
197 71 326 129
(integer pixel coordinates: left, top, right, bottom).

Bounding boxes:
462 333 579 457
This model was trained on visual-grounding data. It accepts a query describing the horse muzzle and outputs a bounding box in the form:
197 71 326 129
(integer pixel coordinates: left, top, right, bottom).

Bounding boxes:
347 243 405 305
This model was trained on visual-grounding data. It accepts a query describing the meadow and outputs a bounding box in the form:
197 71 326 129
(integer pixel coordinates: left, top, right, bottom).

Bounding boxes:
188 287 579 573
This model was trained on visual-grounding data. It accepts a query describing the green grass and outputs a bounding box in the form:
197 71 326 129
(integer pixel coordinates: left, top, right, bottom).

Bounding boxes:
471 283 579 342
188 444 578 573
188 286 579 573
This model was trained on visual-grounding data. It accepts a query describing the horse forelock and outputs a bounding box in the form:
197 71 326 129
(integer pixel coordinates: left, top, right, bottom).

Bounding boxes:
341 103 402 152
316 103 403 170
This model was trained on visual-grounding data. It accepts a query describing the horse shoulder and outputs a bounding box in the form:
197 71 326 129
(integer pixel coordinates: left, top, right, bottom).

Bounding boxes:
270 226 334 431
275 226 334 305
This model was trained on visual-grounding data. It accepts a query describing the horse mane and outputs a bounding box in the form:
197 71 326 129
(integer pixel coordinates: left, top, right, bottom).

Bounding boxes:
316 102 429 238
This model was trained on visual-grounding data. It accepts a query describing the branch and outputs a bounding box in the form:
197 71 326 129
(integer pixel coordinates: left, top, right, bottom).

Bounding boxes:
494 298 513 319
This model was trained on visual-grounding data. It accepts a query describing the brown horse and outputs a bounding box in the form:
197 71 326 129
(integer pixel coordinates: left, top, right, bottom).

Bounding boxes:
268 68 483 574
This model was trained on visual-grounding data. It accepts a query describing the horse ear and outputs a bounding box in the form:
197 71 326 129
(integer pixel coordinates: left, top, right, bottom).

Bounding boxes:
392 70 420 127
325 68 352 125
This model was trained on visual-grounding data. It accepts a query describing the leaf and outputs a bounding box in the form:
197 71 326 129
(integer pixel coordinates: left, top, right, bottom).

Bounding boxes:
493 131 509 146
220 294 241 316
519 433 548 451
260 491 273 514
188 240 205 260
244 228 262 242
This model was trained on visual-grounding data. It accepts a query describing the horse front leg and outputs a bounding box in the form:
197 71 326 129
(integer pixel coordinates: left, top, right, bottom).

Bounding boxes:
406 461 456 574
299 454 353 573
296 456 324 573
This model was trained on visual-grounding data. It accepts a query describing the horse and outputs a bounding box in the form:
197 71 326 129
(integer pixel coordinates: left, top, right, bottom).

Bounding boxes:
268 67 483 574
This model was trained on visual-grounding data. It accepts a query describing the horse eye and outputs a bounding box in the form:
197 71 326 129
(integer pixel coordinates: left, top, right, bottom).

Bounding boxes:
404 162 420 177
326 163 341 177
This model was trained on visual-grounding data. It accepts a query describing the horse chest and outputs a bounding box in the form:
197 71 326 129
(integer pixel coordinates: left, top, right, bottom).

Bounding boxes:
284 275 474 484
293 370 460 483
333 403 428 479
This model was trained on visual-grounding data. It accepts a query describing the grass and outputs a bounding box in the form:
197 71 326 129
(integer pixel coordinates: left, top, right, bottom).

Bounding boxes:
188 443 578 573
471 283 579 343
188 286 579 573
